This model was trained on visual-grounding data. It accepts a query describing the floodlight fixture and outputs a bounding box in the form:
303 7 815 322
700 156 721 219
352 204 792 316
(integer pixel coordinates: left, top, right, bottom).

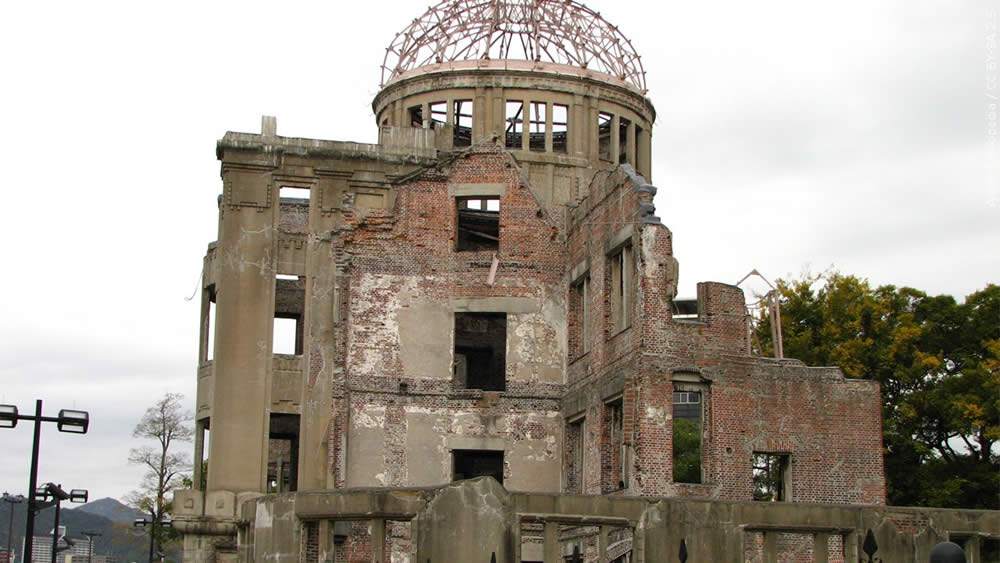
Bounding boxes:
69 489 88 503
45 483 70 502
1 400 92 563
57 409 89 434
0 405 17 428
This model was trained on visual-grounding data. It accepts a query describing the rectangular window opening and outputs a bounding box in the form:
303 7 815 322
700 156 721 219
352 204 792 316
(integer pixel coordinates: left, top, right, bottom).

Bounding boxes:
598 112 613 161
408 105 424 128
204 285 217 362
601 398 624 493
453 449 504 485
672 390 702 483
529 102 546 152
430 101 447 125
570 276 590 358
279 186 311 201
552 104 568 153
609 246 633 334
267 413 299 493
618 117 631 164
454 312 506 391
194 421 210 490
752 452 790 501
566 418 584 494
274 275 305 355
504 101 524 148
456 196 499 251
454 99 473 147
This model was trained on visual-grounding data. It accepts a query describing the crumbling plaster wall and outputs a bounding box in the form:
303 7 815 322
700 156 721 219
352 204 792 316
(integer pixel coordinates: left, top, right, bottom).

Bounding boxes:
340 146 570 492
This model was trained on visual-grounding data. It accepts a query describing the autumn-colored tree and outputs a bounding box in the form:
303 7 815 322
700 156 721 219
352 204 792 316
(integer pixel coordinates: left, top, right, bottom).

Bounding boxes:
756 274 998 508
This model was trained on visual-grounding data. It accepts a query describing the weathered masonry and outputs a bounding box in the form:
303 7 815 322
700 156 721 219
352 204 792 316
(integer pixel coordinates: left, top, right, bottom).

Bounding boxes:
173 1 999 562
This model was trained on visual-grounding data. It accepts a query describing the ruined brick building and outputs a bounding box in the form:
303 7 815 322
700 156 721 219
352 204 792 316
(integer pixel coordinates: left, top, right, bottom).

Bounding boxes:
173 1 999 561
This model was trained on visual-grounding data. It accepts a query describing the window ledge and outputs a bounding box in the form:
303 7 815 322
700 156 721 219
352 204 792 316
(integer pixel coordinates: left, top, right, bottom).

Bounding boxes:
607 325 632 341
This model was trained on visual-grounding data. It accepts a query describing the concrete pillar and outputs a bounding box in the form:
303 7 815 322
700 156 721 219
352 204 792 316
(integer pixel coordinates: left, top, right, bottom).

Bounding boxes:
763 531 778 563
543 521 559 563
421 101 430 128
626 120 636 167
545 101 554 153
193 422 205 489
521 100 530 152
370 519 385 563
298 181 335 491
636 125 652 181
572 94 585 158
814 533 829 563
610 114 620 163
207 169 274 493
598 525 609 562
318 520 331 563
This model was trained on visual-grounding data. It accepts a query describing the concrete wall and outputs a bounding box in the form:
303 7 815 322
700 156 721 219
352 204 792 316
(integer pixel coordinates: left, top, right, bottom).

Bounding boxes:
233 479 1000 563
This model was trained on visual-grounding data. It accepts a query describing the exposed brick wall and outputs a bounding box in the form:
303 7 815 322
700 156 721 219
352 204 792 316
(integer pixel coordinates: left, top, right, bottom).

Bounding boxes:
563 165 885 504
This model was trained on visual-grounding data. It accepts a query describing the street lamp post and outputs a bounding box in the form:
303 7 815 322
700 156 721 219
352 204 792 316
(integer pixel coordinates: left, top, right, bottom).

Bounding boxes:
133 516 171 563
0 400 90 563
1 493 25 563
33 484 87 563
81 531 101 563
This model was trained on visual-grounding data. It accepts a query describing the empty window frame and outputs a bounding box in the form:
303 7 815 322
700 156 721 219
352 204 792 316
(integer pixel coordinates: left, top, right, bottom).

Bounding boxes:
601 398 625 493
505 101 524 148
609 245 633 334
752 453 790 501
529 102 546 152
552 104 568 153
273 275 305 355
202 285 217 362
618 117 631 164
454 99 473 147
566 417 585 494
453 449 504 485
454 312 507 391
598 112 613 161
408 105 424 128
456 197 500 251
267 413 299 493
672 390 703 483
570 276 590 358
279 186 311 200
430 101 447 125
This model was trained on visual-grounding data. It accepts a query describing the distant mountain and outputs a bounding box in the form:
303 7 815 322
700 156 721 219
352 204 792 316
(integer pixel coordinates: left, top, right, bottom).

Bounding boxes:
77 498 145 523
0 500 180 562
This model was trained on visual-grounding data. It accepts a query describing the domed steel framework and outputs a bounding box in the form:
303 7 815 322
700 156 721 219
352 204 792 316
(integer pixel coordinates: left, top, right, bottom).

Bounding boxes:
381 0 647 93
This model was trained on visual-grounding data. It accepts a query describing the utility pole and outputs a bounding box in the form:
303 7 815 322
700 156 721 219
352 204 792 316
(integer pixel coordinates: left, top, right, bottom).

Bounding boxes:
81 531 101 563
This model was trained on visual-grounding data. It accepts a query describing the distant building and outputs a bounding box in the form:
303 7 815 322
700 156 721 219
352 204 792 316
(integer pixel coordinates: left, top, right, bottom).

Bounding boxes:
29 528 91 563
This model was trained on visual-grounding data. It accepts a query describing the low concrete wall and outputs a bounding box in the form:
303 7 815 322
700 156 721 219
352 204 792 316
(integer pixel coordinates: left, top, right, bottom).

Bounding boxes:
230 478 999 562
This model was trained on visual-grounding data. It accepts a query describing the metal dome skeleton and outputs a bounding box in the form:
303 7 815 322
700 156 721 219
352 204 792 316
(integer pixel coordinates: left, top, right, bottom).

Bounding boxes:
380 0 647 93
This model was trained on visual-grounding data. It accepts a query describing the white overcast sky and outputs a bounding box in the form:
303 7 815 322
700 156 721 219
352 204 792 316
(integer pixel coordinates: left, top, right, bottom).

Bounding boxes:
0 0 997 502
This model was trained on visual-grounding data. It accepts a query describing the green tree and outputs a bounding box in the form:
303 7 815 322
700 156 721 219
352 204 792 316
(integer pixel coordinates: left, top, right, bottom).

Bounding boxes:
126 392 193 561
756 273 998 508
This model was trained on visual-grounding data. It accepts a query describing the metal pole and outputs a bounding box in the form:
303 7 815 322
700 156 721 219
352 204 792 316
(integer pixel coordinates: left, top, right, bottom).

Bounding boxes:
50 498 61 563
4 496 16 563
23 400 42 563
147 514 154 563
